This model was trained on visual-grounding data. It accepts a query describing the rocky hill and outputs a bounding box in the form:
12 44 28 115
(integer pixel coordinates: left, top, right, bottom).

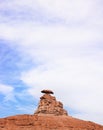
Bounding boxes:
0 90 103 130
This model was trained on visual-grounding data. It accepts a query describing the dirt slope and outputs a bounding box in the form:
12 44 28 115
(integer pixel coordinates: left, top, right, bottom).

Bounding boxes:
0 114 103 130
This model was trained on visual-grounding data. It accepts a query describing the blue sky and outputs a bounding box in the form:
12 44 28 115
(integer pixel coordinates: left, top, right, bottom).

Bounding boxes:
0 0 103 125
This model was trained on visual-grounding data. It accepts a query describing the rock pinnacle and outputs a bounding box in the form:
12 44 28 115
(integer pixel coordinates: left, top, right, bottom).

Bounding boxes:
34 89 68 116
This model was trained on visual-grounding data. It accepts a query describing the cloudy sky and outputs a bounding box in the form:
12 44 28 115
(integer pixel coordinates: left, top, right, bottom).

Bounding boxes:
0 0 103 125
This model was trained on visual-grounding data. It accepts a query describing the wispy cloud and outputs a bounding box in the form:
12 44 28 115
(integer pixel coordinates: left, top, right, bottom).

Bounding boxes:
0 84 13 95
0 0 103 125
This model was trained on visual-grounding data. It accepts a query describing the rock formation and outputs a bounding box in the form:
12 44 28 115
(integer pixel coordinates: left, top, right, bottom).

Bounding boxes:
0 89 103 130
41 89 54 94
34 89 68 116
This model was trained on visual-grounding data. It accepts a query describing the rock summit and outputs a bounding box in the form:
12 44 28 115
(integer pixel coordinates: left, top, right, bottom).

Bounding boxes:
41 89 54 94
34 89 68 116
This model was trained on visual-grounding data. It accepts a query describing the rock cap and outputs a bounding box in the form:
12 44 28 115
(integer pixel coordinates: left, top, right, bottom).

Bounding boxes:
41 89 54 94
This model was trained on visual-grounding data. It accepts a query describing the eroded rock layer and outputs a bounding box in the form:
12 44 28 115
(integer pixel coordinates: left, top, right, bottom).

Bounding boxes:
34 90 68 116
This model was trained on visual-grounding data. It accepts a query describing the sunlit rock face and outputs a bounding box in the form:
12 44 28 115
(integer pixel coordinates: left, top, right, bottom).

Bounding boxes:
34 89 68 116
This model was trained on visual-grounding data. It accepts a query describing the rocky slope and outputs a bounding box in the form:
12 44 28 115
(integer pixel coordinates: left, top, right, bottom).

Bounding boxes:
0 90 103 130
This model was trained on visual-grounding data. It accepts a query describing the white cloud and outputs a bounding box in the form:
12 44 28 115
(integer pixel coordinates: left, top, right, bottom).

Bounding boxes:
37 0 93 20
74 112 103 125
0 84 13 95
0 83 15 102
0 23 102 49
0 0 103 26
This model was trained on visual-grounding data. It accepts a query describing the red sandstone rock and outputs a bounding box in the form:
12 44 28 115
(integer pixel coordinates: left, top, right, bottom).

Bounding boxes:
0 114 103 130
0 89 103 130
34 91 68 116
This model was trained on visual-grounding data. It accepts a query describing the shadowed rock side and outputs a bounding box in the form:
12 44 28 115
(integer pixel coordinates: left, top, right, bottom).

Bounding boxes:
0 89 103 130
41 89 54 94
34 90 68 116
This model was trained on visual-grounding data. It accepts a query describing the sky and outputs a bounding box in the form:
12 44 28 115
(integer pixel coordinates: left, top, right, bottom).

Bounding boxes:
0 0 103 125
